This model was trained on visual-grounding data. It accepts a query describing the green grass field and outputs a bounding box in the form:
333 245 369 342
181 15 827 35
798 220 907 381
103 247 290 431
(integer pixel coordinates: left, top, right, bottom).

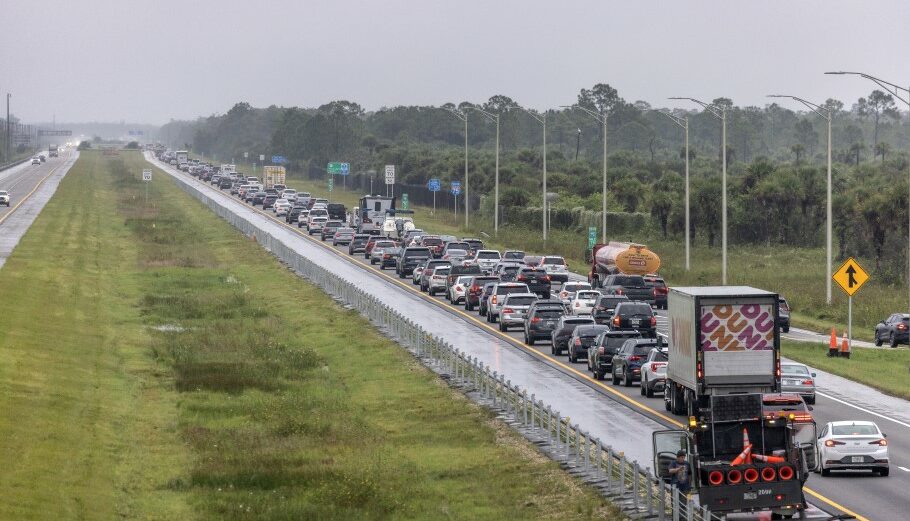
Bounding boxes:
0 150 619 519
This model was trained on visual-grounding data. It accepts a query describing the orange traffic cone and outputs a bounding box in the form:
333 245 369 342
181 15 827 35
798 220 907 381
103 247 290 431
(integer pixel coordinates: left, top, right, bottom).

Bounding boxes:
731 444 752 466
840 332 851 359
742 428 753 464
753 453 786 464
828 328 838 357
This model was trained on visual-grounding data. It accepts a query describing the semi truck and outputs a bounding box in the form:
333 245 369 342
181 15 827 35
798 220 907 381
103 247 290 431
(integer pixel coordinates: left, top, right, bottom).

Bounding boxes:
176 150 188 167
655 286 814 517
588 241 660 287
263 166 286 189
48 144 58 157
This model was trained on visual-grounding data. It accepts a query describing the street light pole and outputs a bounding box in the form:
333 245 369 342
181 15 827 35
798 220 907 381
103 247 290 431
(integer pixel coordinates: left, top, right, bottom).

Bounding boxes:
465 107 500 235
826 71 910 317
565 105 608 243
444 107 470 227
6 93 10 162
768 95 834 304
671 97 728 284
516 107 548 241
657 110 690 271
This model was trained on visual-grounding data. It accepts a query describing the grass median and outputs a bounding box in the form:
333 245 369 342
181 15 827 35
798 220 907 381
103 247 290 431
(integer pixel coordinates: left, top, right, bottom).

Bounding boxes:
0 149 617 519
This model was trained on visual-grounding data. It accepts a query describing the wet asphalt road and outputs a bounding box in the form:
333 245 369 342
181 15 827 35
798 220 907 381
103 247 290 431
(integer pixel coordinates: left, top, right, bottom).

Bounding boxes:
0 151 78 269
150 153 909 521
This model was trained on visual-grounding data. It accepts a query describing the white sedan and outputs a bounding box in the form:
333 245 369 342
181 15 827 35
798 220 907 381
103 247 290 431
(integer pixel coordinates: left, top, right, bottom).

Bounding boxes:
557 281 592 303
570 290 601 315
273 199 291 215
816 420 889 476
0 190 9 206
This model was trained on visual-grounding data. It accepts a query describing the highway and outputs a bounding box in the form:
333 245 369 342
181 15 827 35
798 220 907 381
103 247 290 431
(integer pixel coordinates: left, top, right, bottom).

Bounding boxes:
0 150 78 269
150 153 908 521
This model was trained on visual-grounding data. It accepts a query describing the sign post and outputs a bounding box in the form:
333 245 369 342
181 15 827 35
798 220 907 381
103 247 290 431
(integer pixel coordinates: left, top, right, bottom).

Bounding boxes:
384 165 395 198
428 178 440 214
832 257 870 352
142 168 152 204
451 181 461 220
328 176 334 192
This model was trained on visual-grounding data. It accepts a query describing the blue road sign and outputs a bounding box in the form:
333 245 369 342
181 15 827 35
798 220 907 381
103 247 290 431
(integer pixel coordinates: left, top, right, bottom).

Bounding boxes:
340 162 350 175
428 178 441 192
272 155 287 164
451 181 461 196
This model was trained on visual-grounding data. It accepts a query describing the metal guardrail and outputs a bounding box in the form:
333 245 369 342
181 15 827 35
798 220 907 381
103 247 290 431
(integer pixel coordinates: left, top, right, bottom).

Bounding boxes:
165 165 719 521
0 155 34 172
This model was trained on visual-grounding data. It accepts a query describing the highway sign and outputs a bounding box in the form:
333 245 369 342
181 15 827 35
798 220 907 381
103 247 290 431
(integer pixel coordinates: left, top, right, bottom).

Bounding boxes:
271 155 287 164
142 169 152 182
385 165 395 185
259 154 265 161
128 130 144 136
328 177 334 192
244 152 249 159
38 130 72 136
402 193 409 210
427 178 441 192
451 181 461 196
327 162 350 176
833 257 869 296
588 227 597 249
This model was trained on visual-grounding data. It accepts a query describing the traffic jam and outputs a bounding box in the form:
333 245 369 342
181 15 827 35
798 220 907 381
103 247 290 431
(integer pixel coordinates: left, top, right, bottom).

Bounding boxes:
157 150 894 519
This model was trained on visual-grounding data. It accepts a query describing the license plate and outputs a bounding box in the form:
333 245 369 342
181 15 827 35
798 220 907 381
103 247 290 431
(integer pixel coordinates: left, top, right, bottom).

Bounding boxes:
630 319 640 326
743 492 757 500
851 456 864 463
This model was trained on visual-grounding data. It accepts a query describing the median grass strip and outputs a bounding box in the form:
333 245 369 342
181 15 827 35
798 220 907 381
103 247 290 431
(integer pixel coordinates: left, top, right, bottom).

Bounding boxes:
0 149 619 519
783 341 910 401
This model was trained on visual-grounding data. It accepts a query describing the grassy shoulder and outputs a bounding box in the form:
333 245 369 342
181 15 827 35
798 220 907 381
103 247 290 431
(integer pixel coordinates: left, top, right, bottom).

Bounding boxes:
782 340 910 400
0 149 617 519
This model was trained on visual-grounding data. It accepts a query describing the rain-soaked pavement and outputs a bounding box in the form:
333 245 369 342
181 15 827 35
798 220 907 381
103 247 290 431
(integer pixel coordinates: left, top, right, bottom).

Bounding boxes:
150 152 909 521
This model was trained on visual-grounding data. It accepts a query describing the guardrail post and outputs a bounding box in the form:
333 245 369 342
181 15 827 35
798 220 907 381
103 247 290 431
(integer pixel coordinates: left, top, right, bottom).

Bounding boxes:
619 456 626 494
522 391 528 425
595 439 603 478
658 482 666 521
632 461 640 512
491 371 498 407
647 475 655 516
546 405 553 443
573 424 580 467
504 378 512 415
672 487 680 521
583 432 590 470
686 498 694 521
529 394 536 429
700 504 710 521
554 413 561 451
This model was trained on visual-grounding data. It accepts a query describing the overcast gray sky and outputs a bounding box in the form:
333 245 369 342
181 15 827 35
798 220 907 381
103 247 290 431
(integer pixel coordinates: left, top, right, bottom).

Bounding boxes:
4 0 909 124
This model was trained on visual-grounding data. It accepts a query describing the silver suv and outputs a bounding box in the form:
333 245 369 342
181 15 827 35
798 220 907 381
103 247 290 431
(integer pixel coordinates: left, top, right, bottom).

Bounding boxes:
498 293 539 332
486 282 531 323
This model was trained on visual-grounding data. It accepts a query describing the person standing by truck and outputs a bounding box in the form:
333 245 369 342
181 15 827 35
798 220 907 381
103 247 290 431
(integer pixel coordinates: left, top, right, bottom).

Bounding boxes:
667 450 691 494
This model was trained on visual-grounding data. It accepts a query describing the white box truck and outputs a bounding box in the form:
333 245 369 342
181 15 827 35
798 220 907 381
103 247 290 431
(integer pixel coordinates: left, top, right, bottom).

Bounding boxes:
263 166 286 189
664 286 781 416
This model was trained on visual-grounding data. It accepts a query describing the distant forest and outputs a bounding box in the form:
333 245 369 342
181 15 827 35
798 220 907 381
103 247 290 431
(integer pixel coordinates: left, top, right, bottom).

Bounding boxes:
157 84 910 279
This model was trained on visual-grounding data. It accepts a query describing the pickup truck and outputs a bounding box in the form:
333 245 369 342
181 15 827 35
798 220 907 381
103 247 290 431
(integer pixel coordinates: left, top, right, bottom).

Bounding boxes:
600 274 655 306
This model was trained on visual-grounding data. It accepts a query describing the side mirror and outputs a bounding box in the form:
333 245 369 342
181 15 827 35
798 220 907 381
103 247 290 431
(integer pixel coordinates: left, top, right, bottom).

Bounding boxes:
883 433 887 438
811 372 817 377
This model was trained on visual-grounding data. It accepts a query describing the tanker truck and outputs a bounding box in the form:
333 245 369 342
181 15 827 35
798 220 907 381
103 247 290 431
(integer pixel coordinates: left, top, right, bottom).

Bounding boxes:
588 241 660 287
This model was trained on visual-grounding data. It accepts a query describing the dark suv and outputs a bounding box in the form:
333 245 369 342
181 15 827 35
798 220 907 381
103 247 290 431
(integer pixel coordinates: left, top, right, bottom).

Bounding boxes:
778 297 791 333
874 312 909 347
611 337 662 386
515 267 551 299
524 300 568 345
551 315 595 355
348 234 372 255
610 301 657 337
396 247 432 278
464 276 499 311
567 325 610 363
587 330 642 380
643 275 668 310
592 294 630 325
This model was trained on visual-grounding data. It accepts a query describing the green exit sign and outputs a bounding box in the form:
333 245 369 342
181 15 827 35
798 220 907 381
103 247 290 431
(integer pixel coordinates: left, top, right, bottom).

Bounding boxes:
401 193 409 210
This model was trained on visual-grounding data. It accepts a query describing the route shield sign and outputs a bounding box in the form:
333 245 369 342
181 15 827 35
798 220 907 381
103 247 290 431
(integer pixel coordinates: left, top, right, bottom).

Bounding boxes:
427 178 440 192
833 257 869 296
142 169 152 182
402 193 409 210
451 181 461 196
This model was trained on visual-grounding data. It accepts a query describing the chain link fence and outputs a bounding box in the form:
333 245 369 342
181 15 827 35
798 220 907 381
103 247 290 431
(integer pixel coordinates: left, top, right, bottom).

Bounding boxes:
165 163 718 521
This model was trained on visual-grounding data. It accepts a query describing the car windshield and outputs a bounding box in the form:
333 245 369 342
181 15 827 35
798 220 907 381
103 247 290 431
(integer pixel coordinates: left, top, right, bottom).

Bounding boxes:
422 238 442 245
651 350 669 362
576 291 600 300
564 283 590 292
831 424 879 436
478 251 500 259
603 336 634 349
446 250 468 257
448 243 470 250
405 249 431 258
619 303 652 315
434 268 451 275
565 318 595 326
543 256 565 265
506 296 537 306
497 285 528 295
781 364 809 376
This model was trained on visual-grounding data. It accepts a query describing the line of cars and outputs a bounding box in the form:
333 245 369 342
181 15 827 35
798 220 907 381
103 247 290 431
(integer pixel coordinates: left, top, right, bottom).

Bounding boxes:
163 157 891 482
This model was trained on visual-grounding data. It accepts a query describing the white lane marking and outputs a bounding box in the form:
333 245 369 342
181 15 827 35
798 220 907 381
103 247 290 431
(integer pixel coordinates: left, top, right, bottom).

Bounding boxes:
816 391 910 429
898 466 909 472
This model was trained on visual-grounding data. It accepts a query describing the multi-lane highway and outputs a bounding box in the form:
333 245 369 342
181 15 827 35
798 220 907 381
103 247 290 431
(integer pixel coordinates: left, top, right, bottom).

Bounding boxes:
0 151 78 269
150 153 908 521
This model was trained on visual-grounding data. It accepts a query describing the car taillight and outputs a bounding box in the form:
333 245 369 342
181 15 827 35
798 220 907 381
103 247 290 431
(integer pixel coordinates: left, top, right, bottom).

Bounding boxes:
650 316 657 327
650 363 660 371
383 254 390 259
598 346 605 354
616 288 624 295
869 439 888 446
492 296 498 305
455 285 463 291
503 307 514 313
363 217 372 223
629 355 641 362
824 440 845 447
653 288 658 296
470 285 479 294
696 361 703 379
574 338 581 346
543 275 551 282
575 302 581 307
801 379 814 385
595 306 605 311
613 316 621 327
517 275 526 281
899 324 908 331
530 317 541 323
560 291 568 298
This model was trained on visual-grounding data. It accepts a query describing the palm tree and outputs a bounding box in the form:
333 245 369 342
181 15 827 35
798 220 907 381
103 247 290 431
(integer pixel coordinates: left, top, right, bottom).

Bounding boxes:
874 142 891 162
790 144 805 163
849 143 865 165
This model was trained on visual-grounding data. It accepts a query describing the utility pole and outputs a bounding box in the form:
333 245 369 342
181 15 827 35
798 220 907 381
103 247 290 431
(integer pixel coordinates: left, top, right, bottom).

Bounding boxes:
672 97 728 284
566 105 609 243
768 95 834 304
575 128 581 161
6 93 10 162
443 107 470 227
657 109 690 271
465 107 500 234
516 107 548 240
